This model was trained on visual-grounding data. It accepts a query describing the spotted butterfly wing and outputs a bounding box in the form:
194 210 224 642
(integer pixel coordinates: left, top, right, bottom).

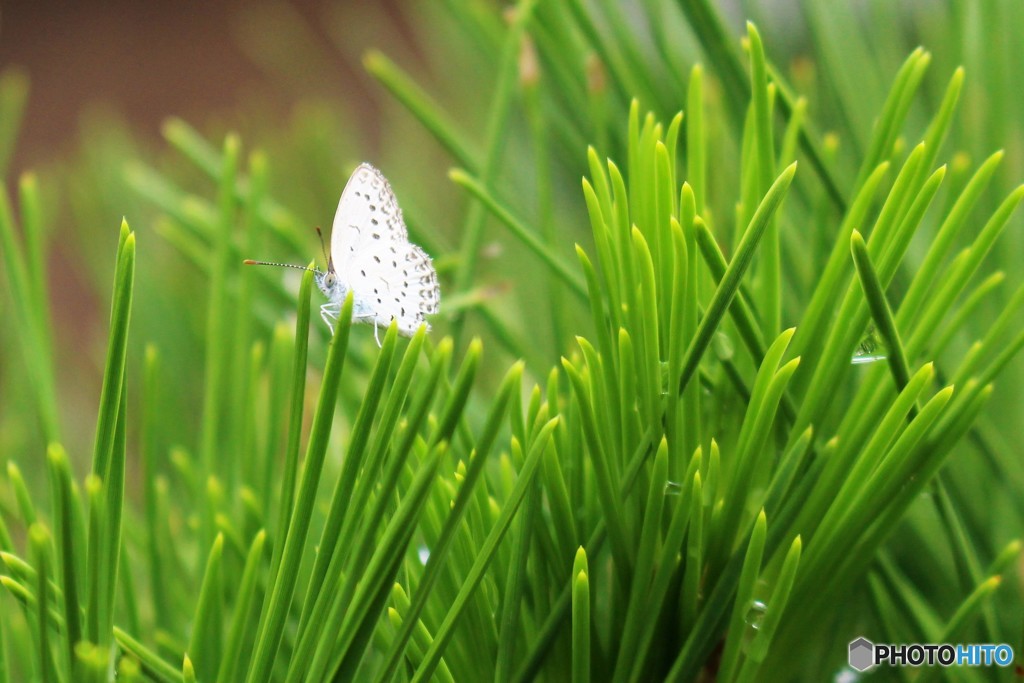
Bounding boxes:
330 163 439 336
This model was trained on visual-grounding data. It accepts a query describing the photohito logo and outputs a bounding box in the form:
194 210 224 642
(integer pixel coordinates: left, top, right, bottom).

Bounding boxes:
848 637 1014 672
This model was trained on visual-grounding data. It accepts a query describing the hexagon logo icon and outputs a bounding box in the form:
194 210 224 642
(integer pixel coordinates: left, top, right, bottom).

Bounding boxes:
849 637 875 672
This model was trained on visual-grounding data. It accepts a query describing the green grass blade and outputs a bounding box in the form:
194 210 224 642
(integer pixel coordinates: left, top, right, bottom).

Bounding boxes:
677 162 797 394
269 265 313 576
387 585 455 683
679 468 705 629
101 382 128 648
229 151 269 472
45 445 81 676
514 425 664 681
363 50 480 172
572 561 590 683
90 221 134 478
747 22 779 340
692 219 765 365
787 160 889 375
562 357 631 578
113 627 182 683
897 150 1003 330
735 535 801 680
0 185 59 441
141 345 173 634
295 322 398 639
375 360 523 683
215 530 266 683
187 534 223 682
851 230 912 393
159 120 306 256
83 475 103 647
915 576 1003 683
449 169 588 300
909 184 1024 356
5 462 36 536
73 642 107 683
182 656 195 683
625 444 702 680
244 291 353 682
494 476 540 683
851 48 929 191
686 65 707 213
315 441 451 681
714 509 767 683
931 271 1005 357
17 174 56 403
79 222 134 654
200 134 240 495
287 335 455 681
613 442 668 681
411 417 560 683
29 524 56 683
449 0 540 345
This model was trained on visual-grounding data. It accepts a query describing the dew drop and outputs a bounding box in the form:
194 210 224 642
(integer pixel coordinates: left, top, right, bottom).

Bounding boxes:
853 326 885 364
713 332 734 361
660 361 671 396
418 545 430 565
664 480 683 496
744 599 767 631
833 667 861 683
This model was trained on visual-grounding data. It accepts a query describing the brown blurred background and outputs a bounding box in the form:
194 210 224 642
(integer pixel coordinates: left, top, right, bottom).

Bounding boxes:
0 0 412 172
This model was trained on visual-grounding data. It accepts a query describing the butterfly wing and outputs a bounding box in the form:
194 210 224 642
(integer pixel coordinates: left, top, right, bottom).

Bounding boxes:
344 239 439 335
330 163 408 268
330 163 439 336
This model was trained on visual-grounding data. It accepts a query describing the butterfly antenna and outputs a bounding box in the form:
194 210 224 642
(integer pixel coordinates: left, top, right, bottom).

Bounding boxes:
243 260 320 273
315 227 332 271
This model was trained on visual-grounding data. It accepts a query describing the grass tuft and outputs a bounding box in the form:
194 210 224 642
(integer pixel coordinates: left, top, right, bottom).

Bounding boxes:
1 7 1023 683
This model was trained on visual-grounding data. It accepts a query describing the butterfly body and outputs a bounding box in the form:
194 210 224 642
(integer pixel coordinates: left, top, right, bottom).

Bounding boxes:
316 163 439 341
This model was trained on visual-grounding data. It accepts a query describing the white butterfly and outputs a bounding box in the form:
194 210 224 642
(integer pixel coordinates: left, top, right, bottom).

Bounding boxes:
315 163 440 344
246 163 440 346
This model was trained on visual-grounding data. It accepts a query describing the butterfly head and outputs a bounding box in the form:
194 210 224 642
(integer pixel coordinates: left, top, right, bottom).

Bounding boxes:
314 257 345 298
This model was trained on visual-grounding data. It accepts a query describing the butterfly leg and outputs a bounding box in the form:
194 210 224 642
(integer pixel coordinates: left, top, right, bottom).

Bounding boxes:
373 320 382 348
320 302 340 335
